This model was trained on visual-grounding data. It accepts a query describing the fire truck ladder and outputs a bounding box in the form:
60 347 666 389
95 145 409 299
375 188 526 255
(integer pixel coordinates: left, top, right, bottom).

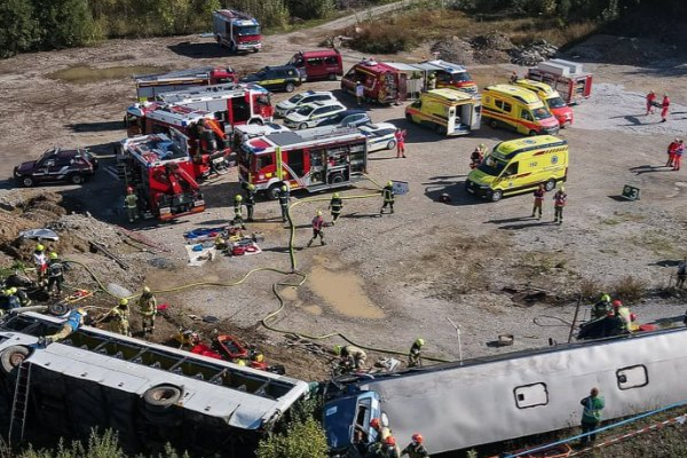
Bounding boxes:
8 361 32 447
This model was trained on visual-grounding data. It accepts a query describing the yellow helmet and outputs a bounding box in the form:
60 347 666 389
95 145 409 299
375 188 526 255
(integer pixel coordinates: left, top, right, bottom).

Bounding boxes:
49 252 58 260
479 143 486 149
235 194 243 201
559 186 565 192
143 286 151 294
333 345 343 356
237 359 246 366
281 185 287 191
316 210 323 216
254 353 265 363
8 287 17 295
119 298 129 306
415 338 425 347
333 192 340 199
386 181 393 187
247 184 255 191
36 244 45 252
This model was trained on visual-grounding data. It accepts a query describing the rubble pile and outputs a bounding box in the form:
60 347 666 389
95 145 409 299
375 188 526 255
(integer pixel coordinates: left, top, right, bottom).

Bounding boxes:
430 36 474 65
469 31 513 64
509 39 558 66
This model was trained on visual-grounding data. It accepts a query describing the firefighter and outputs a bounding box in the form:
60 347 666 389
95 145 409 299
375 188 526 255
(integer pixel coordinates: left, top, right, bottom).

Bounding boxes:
46 252 65 296
509 71 519 84
579 387 605 446
138 286 157 334
380 181 395 215
469 146 484 170
329 192 343 225
355 81 365 106
646 90 656 115
553 186 567 224
125 186 139 223
278 185 290 223
592 293 612 319
401 433 429 458
0 288 21 312
673 140 684 172
677 257 687 289
232 194 246 229
38 308 87 346
531 183 546 220
307 210 326 247
370 417 391 442
33 244 48 282
661 93 670 123
395 129 406 158
427 73 437 90
334 344 367 370
612 300 632 332
244 183 256 222
377 436 401 458
408 338 425 368
107 299 131 336
15 287 31 308
666 138 680 168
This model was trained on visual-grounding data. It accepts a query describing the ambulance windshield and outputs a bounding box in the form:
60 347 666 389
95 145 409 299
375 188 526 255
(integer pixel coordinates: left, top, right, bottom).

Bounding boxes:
478 156 507 176
532 107 553 120
451 72 471 83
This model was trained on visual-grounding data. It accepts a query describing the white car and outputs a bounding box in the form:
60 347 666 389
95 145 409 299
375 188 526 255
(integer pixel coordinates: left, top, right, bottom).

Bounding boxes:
357 122 398 152
233 123 290 143
275 90 338 117
283 101 347 129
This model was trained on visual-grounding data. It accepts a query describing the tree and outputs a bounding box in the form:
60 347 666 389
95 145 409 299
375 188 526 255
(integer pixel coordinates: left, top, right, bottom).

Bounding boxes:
256 417 329 458
0 0 39 58
30 0 95 49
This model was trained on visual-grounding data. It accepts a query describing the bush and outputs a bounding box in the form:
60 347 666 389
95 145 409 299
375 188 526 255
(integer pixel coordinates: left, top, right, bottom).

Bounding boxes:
0 0 39 58
610 275 647 304
256 416 328 458
347 22 420 53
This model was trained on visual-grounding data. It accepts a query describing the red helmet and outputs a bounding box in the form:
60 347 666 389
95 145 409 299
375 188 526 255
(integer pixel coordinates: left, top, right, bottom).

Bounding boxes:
385 436 396 446
412 433 424 444
612 300 622 308
126 186 134 193
370 418 380 429
630 312 637 321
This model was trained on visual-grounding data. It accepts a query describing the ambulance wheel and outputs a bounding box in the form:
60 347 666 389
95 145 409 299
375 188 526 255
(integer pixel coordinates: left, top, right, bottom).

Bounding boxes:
545 179 556 192
529 130 538 137
434 124 446 135
386 140 396 151
489 119 498 129
489 190 503 202
285 82 295 93
21 176 34 188
0 346 30 375
143 384 182 412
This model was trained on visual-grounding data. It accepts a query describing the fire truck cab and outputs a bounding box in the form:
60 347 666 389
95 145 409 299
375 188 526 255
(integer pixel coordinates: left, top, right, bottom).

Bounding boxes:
213 9 262 53
125 103 232 179
118 132 205 221
341 59 404 104
157 83 274 129
134 67 237 102
238 126 368 199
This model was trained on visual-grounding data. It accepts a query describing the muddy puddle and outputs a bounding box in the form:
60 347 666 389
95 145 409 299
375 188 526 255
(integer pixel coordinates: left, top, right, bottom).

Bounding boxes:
49 64 167 84
308 256 385 319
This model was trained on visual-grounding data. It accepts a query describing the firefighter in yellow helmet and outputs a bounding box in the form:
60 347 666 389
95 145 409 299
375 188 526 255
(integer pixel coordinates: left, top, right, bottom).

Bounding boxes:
334 344 367 371
232 194 246 229
278 184 290 223
244 183 256 222
380 181 395 215
408 338 425 368
138 286 158 334
307 210 326 247
329 192 343 225
106 298 131 336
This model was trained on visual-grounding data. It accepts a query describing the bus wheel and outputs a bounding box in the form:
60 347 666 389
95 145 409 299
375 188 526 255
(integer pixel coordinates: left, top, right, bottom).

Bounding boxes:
545 179 556 192
490 189 503 202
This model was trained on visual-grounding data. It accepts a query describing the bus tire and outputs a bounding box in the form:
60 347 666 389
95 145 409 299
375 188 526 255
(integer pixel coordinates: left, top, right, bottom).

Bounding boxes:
489 189 503 202
0 346 30 376
143 384 182 413
545 179 556 192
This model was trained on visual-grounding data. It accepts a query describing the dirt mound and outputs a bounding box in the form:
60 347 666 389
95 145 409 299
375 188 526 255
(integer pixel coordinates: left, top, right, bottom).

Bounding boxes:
509 39 558 66
566 34 682 66
469 32 513 64
430 37 474 65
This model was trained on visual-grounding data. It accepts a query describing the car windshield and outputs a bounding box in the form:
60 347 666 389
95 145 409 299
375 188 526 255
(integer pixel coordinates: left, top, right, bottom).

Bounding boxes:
451 72 472 83
294 106 315 116
477 156 507 176
533 107 554 120
547 96 567 109
237 25 260 36
287 94 304 104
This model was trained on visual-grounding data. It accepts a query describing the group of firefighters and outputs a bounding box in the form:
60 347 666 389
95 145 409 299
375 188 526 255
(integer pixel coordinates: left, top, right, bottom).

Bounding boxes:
590 294 635 334
351 417 429 458
333 338 426 375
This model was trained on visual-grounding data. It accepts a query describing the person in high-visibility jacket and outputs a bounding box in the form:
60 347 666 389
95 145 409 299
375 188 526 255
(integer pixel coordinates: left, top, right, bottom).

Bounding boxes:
329 192 343 225
39 308 87 345
592 293 612 319
611 300 632 332
125 186 139 223
107 299 130 336
380 181 395 215
579 387 605 445
307 210 326 247
33 244 48 282
408 338 425 368
232 194 246 229
553 186 567 224
138 286 157 334
370 418 391 442
244 183 256 222
46 252 65 295
278 185 290 223
334 344 367 370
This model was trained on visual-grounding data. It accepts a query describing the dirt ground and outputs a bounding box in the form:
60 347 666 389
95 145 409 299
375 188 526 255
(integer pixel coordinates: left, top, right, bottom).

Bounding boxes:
1 8 687 385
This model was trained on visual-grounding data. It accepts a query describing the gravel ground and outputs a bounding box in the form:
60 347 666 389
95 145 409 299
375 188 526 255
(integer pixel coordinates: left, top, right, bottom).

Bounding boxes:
1 25 687 379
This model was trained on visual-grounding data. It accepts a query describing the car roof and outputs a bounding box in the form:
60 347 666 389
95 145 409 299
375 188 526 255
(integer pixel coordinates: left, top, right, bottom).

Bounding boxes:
263 65 298 71
303 100 343 108
300 91 333 97
359 122 396 132
298 49 340 58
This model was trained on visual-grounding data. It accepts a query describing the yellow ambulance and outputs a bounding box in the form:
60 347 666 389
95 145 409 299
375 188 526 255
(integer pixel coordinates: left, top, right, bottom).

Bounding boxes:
512 79 574 127
481 84 560 136
465 135 568 201
405 88 481 136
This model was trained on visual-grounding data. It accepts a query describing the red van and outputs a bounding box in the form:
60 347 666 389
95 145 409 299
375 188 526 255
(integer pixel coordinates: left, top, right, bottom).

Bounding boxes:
288 50 343 81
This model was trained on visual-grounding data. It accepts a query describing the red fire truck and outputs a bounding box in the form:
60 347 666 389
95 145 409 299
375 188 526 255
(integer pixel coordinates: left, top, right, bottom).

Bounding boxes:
125 103 231 180
238 126 368 199
157 83 274 128
526 59 593 105
134 67 237 102
341 58 405 104
118 132 205 221
212 9 262 53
